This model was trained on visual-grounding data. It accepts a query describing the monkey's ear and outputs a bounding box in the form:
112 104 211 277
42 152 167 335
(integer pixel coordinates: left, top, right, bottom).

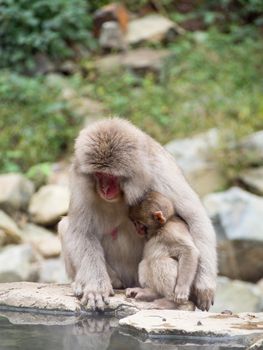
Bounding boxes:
153 211 166 225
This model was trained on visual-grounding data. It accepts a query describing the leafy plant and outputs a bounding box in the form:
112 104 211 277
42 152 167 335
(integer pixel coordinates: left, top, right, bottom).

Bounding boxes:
0 0 92 72
0 72 82 173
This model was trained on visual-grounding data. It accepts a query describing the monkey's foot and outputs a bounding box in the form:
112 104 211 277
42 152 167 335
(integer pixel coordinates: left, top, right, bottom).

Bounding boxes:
174 286 189 304
126 287 159 302
192 285 215 311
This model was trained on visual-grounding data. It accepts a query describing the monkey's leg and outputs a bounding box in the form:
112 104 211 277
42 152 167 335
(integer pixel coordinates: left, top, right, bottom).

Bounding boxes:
106 263 124 289
141 258 178 301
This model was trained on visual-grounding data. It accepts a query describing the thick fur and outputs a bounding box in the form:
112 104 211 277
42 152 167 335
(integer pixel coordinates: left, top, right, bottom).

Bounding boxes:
59 118 217 311
128 191 200 303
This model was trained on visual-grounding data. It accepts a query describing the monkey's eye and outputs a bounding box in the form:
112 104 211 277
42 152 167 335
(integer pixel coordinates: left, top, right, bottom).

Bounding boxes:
133 220 147 236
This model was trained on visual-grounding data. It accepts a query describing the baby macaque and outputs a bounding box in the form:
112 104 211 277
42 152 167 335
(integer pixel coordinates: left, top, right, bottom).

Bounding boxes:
126 191 200 304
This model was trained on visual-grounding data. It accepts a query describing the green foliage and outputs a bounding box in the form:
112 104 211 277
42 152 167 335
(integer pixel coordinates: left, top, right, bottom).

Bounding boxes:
0 72 82 173
84 30 263 144
0 0 92 72
26 162 52 188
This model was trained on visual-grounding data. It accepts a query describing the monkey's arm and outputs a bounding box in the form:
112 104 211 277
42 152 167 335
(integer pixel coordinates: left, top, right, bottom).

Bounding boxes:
64 217 114 310
169 235 199 303
64 170 113 310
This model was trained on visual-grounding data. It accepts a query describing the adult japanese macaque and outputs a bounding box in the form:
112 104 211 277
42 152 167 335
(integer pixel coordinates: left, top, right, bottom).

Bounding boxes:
126 191 199 304
59 118 217 311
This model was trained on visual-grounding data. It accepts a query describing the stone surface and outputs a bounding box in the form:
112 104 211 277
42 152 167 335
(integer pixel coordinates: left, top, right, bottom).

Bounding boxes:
165 129 225 196
48 162 70 187
239 167 263 196
96 48 171 76
119 310 263 342
93 2 128 37
99 21 126 51
39 258 69 283
22 223 61 258
0 173 34 214
0 282 193 317
238 130 263 166
127 14 175 45
211 277 263 313
203 187 263 282
0 210 22 245
29 185 70 225
0 245 39 282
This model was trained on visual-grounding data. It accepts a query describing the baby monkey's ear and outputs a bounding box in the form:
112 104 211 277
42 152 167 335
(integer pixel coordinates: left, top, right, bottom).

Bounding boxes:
152 211 166 225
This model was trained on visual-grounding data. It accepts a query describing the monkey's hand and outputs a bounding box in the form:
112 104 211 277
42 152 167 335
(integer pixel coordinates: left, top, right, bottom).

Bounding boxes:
174 285 189 304
73 274 114 311
192 282 215 311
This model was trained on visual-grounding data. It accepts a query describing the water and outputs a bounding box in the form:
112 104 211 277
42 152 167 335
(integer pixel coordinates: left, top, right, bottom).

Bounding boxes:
0 313 249 350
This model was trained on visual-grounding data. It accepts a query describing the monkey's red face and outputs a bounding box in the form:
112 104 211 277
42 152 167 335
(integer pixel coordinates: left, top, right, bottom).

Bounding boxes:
95 172 121 202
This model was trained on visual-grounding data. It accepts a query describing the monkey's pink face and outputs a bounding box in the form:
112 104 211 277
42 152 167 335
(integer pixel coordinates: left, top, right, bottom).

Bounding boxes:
95 172 121 202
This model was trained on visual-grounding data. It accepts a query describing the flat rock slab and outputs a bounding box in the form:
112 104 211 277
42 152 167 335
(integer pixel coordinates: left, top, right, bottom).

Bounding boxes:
120 310 263 340
0 282 192 319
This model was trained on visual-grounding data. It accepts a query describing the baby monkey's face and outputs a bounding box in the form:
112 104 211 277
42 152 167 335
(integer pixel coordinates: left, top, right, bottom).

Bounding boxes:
129 201 167 238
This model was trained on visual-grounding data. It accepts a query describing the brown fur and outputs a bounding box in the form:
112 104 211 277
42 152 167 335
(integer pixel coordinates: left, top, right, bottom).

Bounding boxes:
128 191 199 303
58 118 217 311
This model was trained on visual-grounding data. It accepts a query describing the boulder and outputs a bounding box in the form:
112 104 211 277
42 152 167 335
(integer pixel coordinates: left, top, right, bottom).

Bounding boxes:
96 48 172 76
165 129 225 196
0 244 39 282
0 282 193 318
0 174 34 214
238 130 263 166
99 21 126 51
239 167 263 196
211 277 263 313
39 258 69 283
203 187 263 282
93 3 128 37
126 14 175 45
0 210 22 245
29 185 70 225
48 162 70 187
22 223 61 258
120 310 263 342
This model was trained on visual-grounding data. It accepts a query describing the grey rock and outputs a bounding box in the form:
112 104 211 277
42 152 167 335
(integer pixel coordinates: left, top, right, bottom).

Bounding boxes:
0 173 34 214
39 258 69 283
96 48 171 77
22 223 61 258
165 129 225 196
0 210 22 245
0 282 193 317
99 21 126 51
48 162 70 187
249 337 263 349
211 277 262 313
238 130 263 166
239 167 263 196
203 187 263 281
29 185 70 225
127 14 175 45
119 309 263 341
0 244 39 282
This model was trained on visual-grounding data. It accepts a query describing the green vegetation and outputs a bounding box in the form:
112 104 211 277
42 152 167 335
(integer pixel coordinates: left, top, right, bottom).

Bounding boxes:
0 1 262 175
0 0 92 72
0 72 81 172
85 30 263 143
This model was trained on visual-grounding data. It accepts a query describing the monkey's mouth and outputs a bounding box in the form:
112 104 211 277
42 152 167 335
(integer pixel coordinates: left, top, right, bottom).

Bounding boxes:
133 221 147 236
95 172 120 201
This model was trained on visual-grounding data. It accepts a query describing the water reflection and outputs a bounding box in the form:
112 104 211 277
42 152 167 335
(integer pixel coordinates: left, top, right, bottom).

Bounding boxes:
0 313 248 350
